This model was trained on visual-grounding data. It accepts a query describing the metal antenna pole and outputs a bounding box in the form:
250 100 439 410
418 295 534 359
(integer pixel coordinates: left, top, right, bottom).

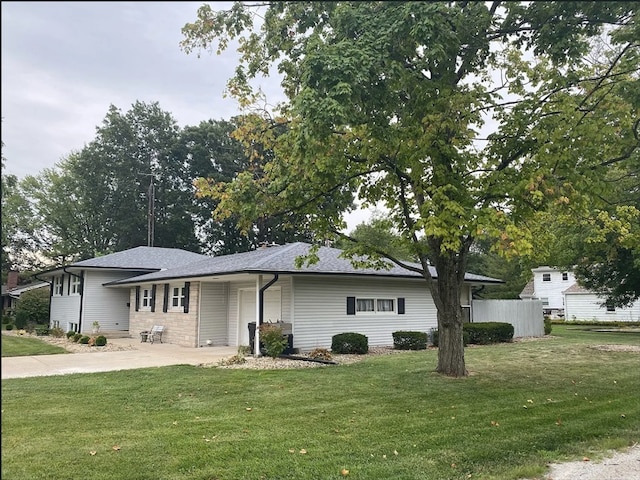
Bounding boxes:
147 176 155 247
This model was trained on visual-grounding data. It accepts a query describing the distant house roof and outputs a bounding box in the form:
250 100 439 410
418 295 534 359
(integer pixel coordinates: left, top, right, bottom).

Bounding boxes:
38 246 208 277
519 279 535 299
6 282 49 297
563 283 591 294
107 242 503 286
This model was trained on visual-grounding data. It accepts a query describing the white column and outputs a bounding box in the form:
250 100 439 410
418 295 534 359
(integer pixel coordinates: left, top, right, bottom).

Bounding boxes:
254 275 261 357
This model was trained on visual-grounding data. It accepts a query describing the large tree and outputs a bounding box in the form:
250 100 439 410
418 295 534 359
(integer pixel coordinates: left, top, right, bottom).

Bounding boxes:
182 2 639 376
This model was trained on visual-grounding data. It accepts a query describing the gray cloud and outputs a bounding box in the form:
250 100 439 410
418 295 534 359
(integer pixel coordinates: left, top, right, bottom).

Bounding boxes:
1 1 283 178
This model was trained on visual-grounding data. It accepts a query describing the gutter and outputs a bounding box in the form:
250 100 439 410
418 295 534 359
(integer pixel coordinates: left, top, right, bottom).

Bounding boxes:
254 274 279 358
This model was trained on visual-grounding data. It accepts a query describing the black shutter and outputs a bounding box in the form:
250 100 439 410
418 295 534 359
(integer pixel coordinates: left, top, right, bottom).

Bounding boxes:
78 272 83 295
67 274 71 295
183 282 190 313
163 283 169 313
397 297 405 315
346 296 356 315
60 274 65 296
135 286 140 312
150 284 157 312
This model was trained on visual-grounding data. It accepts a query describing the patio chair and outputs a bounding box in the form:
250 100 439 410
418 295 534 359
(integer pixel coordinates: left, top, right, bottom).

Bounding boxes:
148 325 164 344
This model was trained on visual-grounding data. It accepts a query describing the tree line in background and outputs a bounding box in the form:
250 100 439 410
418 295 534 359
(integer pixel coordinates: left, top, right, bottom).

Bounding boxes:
1 101 313 278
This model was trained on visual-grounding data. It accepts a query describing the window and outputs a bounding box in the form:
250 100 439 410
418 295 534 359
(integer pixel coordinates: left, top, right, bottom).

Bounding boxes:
356 298 394 313
141 288 152 310
170 285 186 309
542 273 551 282
70 276 81 294
562 272 569 281
606 303 616 312
54 275 63 296
540 297 549 306
68 322 79 333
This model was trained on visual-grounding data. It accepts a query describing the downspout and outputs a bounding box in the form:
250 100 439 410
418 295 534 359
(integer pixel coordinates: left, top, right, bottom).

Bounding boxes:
33 272 53 328
255 274 279 357
64 267 84 333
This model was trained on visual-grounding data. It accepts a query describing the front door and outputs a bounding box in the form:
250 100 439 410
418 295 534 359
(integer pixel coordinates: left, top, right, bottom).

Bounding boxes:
239 289 257 347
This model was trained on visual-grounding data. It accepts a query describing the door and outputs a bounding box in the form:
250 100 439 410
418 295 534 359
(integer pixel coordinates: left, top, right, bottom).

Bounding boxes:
239 289 257 346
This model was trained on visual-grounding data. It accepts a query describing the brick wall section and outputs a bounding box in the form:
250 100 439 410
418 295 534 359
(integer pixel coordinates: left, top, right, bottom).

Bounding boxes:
128 282 200 347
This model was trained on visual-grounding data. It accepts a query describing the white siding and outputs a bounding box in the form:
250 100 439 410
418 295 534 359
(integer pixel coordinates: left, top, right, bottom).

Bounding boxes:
565 294 640 322
292 276 436 351
472 300 544 337
199 282 229 347
81 270 134 333
531 267 575 310
50 295 81 332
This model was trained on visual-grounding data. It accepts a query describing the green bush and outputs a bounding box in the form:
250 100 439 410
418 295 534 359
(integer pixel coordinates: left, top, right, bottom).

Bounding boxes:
66 331 76 339
392 331 428 350
79 336 90 345
544 316 553 335
95 335 107 347
14 288 50 328
464 322 514 344
331 332 368 354
34 325 50 336
73 333 83 343
258 323 288 358
431 329 469 348
5 323 14 331
2 315 13 324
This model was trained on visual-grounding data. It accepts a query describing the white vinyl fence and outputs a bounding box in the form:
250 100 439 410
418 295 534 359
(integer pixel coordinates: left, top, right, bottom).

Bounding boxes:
471 300 544 338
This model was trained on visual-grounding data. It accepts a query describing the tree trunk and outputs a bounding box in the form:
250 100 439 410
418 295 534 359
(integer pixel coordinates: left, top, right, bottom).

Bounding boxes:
431 251 468 377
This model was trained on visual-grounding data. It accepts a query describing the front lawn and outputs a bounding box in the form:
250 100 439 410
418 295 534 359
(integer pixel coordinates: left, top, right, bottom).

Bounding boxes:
1 333 68 357
1 326 639 479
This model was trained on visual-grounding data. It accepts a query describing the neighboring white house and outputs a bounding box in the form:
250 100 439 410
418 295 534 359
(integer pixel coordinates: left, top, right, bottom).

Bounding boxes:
519 266 576 318
39 242 504 351
520 266 639 322
564 284 640 323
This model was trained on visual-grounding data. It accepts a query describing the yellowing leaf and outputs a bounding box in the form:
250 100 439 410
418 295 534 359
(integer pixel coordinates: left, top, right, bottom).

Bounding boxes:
89 451 97 456
299 449 307 454
112 445 121 451
340 468 350 476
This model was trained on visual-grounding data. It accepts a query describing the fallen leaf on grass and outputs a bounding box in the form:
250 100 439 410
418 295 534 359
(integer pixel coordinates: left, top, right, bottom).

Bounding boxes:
245 407 253 412
490 421 499 427
89 451 97 456
340 468 349 476
112 445 121 451
583 457 590 462
299 449 307 454
555 418 562 426
289 448 295 453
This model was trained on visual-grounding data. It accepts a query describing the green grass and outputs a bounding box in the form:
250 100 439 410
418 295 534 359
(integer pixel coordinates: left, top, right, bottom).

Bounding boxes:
1 334 68 356
2 325 639 479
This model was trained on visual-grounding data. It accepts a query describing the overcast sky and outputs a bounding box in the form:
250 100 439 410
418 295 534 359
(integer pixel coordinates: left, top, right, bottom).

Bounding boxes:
1 1 284 178
0 2 380 230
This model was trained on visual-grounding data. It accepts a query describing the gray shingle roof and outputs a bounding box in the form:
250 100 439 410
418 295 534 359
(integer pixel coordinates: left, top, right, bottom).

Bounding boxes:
108 242 503 286
519 279 535 298
38 246 209 278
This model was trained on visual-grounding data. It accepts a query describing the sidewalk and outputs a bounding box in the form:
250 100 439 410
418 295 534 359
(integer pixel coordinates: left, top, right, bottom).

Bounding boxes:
2 337 238 379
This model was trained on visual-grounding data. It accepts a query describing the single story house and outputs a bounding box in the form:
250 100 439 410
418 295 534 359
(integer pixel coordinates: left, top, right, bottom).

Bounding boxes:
1 270 49 316
38 242 503 351
98 242 503 351
564 284 640 323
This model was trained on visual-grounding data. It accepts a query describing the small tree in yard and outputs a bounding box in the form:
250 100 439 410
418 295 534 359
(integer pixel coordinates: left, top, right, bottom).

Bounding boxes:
182 2 639 376
15 288 49 328
259 323 288 358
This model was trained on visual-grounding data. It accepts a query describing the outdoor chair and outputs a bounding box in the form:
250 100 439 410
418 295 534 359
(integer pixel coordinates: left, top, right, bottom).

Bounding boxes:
140 325 164 343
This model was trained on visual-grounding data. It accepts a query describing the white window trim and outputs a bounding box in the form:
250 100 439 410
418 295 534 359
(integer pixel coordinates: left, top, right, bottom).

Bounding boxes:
356 297 396 314
542 273 551 282
70 276 81 295
140 288 152 311
169 284 186 311
53 275 63 296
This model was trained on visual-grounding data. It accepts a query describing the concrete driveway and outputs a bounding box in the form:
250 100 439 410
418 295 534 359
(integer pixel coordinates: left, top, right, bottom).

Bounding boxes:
1 337 238 379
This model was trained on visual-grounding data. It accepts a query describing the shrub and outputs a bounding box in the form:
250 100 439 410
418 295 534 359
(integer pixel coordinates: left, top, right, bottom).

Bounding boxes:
34 325 50 336
5 323 14 331
79 336 90 345
73 333 83 343
308 348 333 361
432 329 469 348
2 315 13 324
392 331 428 350
14 288 50 328
331 332 368 354
66 331 76 339
259 323 288 358
544 316 553 335
237 345 251 357
50 327 65 338
466 322 514 344
95 335 107 347
219 355 246 366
